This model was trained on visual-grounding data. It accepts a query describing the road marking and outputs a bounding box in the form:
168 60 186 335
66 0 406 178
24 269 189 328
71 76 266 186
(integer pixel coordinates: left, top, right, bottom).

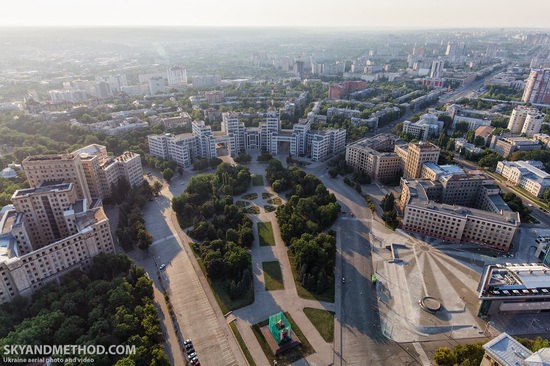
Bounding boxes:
413 342 431 366
151 235 175 246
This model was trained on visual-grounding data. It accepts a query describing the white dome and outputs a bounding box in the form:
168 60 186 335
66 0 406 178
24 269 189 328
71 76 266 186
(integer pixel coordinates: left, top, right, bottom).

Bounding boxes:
1 167 16 179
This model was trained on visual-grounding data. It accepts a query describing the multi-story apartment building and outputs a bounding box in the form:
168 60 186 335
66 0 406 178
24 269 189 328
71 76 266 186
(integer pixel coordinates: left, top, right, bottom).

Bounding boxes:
398 141 440 179
496 160 550 197
0 195 115 304
522 68 550 105
149 112 346 165
507 106 545 136
345 134 404 183
167 66 187 86
22 154 92 205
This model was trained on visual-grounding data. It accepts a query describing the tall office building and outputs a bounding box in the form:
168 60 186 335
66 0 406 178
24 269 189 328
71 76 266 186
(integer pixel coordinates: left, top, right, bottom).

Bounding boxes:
429 60 444 79
522 69 550 105
22 154 92 205
507 106 531 133
397 141 440 179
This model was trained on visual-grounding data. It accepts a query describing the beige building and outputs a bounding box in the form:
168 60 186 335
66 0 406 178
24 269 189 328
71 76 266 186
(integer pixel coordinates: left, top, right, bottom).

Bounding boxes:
71 145 143 199
0 188 115 304
22 154 92 204
345 134 404 183
401 178 519 251
400 166 518 251
397 141 440 179
490 136 541 157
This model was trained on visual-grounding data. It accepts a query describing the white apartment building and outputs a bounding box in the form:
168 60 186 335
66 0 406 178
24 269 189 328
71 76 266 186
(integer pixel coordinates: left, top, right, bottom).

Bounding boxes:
167 66 188 86
507 106 545 136
496 160 550 197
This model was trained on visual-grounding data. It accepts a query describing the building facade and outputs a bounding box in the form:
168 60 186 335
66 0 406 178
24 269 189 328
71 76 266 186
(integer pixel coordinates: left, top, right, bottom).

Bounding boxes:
522 68 550 105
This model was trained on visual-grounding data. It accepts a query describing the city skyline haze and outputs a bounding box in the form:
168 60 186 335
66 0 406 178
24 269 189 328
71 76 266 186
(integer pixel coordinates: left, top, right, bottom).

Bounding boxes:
2 0 550 29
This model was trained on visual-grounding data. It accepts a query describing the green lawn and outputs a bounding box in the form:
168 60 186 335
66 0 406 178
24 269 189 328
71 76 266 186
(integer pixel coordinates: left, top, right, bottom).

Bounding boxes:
303 308 335 343
230 321 256 366
190 245 254 314
251 312 315 365
252 175 264 186
262 261 284 290
257 222 276 246
288 252 335 303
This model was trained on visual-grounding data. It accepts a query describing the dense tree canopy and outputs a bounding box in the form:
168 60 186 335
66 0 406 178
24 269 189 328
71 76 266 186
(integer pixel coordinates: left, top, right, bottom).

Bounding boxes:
0 254 170 366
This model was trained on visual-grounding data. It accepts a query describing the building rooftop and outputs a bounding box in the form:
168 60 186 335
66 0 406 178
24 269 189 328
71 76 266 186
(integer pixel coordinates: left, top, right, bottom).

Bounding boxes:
483 332 533 366
23 154 76 162
479 263 550 300
13 182 72 198
72 144 106 157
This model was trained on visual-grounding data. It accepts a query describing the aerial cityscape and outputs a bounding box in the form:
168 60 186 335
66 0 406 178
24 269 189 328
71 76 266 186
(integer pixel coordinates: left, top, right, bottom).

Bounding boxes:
1 2 550 365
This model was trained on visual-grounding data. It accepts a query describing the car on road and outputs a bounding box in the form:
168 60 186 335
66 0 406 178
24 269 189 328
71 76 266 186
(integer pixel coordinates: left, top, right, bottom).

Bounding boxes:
181 182 185 185
191 358 200 366
183 339 192 346
342 277 346 283
186 347 194 355
159 264 166 270
187 353 197 360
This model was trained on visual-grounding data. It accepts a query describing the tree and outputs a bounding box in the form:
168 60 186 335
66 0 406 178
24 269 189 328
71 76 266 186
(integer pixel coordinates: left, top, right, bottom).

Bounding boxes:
433 347 457 366
162 168 174 182
151 181 163 196
381 193 395 212
136 229 153 251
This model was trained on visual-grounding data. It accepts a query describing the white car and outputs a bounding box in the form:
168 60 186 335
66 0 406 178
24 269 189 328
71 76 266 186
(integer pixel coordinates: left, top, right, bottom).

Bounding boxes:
159 264 166 270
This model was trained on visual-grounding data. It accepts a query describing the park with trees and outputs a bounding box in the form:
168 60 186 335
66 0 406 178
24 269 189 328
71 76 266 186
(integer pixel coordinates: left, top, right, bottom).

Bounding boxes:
172 163 254 304
0 253 170 366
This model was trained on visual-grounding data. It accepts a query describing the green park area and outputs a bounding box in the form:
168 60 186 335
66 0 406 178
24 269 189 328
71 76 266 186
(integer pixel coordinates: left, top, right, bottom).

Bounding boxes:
303 307 334 342
258 222 276 246
262 261 284 290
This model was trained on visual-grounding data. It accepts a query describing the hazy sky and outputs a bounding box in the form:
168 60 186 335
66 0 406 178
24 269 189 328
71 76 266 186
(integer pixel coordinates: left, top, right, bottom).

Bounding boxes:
2 0 550 28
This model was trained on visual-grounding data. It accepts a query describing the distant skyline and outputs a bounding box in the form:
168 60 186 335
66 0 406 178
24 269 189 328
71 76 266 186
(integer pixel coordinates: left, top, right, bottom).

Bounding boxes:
3 0 550 29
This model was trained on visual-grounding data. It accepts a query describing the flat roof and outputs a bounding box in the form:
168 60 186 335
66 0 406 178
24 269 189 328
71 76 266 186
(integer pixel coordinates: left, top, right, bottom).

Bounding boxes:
13 182 72 197
483 332 532 366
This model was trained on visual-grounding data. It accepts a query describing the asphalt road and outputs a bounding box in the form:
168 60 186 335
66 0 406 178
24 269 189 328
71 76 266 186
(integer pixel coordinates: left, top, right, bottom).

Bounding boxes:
307 164 422 366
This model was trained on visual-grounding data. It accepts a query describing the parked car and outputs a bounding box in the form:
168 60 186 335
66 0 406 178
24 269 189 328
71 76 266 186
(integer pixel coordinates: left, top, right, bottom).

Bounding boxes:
183 339 192 346
187 353 197 360
159 264 166 270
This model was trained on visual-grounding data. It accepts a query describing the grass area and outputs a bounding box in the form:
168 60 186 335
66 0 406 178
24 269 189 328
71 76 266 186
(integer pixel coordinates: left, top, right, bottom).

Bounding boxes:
245 206 260 214
303 308 335 343
242 193 258 200
251 312 315 365
190 244 254 314
288 252 335 303
262 192 273 199
262 261 284 290
257 222 276 246
264 205 276 213
230 321 256 366
267 197 283 205
252 175 264 186
236 200 251 207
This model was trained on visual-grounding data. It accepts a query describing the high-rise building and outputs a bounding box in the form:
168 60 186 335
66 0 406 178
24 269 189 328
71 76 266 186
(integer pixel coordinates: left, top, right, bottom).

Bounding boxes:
522 109 545 136
507 105 531 133
429 60 444 79
522 69 550 105
167 66 188 86
294 61 305 78
397 141 440 179
148 76 166 95
22 154 92 205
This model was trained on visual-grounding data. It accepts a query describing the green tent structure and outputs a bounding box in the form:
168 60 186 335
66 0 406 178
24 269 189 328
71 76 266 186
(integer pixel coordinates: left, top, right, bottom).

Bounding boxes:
268 312 292 344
